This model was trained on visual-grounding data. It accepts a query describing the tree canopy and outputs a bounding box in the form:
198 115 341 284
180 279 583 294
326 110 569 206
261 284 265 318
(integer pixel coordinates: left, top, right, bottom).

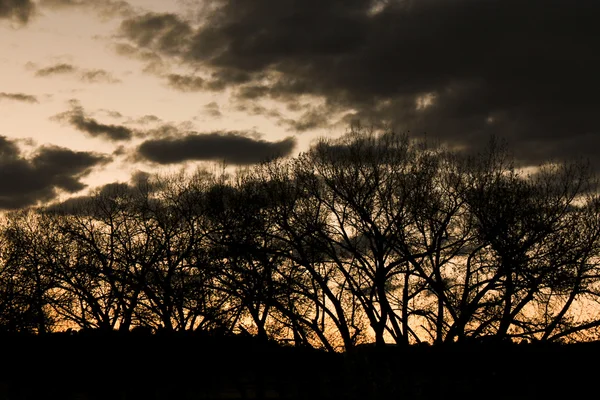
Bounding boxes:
2 128 600 352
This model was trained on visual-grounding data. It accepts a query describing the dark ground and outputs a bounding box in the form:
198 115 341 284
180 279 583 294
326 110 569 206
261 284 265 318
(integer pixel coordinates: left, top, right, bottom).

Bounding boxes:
0 332 595 399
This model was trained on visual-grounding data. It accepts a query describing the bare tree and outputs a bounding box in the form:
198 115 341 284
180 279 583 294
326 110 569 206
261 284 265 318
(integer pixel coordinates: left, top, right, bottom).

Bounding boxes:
0 210 58 333
1 127 600 351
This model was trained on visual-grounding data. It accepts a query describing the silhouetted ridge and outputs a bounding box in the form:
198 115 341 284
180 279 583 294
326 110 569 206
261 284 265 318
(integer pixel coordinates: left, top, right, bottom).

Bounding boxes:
0 331 597 399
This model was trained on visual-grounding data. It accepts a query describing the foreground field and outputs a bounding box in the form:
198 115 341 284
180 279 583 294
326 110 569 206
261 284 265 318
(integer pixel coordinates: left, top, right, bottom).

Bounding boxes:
0 333 594 399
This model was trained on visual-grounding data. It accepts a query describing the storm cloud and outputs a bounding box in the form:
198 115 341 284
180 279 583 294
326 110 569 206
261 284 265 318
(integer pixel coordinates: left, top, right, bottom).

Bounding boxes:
118 0 600 167
137 131 296 165
0 0 34 23
0 135 111 209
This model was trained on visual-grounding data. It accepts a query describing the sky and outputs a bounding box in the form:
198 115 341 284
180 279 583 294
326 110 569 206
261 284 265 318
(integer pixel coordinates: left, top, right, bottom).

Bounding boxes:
0 0 599 210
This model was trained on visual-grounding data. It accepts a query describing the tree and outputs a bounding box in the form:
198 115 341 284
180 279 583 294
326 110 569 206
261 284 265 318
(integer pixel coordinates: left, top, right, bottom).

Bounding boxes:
0 210 58 333
1 127 600 349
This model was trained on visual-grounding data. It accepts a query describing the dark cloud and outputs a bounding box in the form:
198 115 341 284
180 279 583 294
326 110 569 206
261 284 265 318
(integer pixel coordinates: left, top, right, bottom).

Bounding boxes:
129 169 150 185
45 170 156 215
0 92 38 103
118 0 600 168
136 131 296 165
44 180 139 215
144 124 180 139
278 107 335 132
35 63 76 77
236 84 271 100
39 0 134 18
119 12 193 56
112 145 127 156
167 73 205 92
0 135 111 209
113 42 168 74
234 100 338 132
203 101 221 118
54 104 135 141
0 0 34 23
235 103 281 118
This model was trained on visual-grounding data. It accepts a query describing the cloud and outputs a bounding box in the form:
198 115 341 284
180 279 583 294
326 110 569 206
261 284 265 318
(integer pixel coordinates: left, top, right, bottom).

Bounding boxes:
136 131 296 165
0 135 111 209
143 123 182 139
134 114 161 124
118 0 600 168
34 63 120 83
236 84 272 100
233 100 337 132
235 103 281 118
44 180 140 215
0 92 38 103
0 0 35 23
113 42 169 75
45 170 157 215
166 73 205 92
80 69 121 83
278 107 335 132
119 12 193 56
35 63 76 77
39 0 134 19
203 101 221 118
98 109 123 119
54 103 135 141
112 145 127 156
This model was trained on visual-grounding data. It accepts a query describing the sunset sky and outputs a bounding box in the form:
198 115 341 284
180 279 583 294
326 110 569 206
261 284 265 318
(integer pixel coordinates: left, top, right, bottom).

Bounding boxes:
0 0 598 210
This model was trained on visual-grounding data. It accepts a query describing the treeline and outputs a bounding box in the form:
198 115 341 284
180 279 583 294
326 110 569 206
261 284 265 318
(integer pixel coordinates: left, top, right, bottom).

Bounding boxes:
1 128 600 351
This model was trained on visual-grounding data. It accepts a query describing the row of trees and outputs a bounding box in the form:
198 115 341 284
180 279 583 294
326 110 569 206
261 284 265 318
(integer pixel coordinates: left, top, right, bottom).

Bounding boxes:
1 129 600 351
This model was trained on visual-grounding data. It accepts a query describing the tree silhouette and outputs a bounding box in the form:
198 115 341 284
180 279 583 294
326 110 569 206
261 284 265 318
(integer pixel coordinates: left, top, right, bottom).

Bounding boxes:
0 210 57 333
0 127 599 351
